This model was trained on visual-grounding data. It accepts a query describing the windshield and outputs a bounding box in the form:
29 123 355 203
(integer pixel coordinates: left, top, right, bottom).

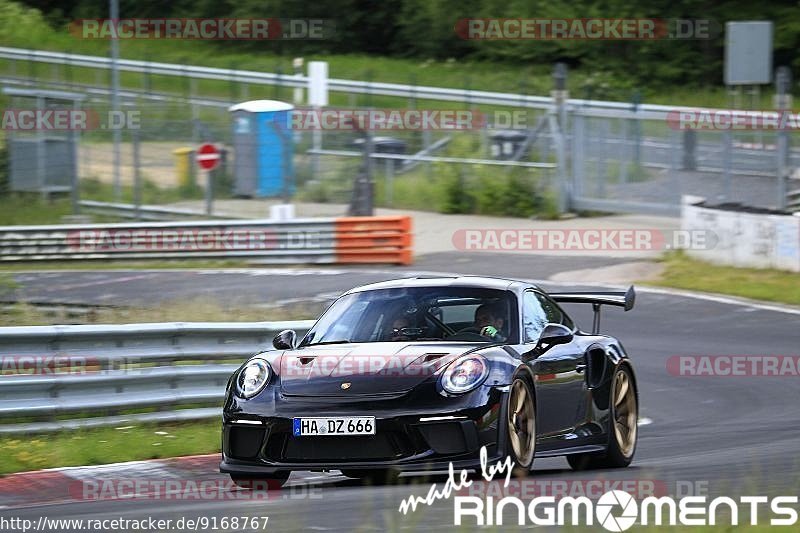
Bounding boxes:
300 286 518 346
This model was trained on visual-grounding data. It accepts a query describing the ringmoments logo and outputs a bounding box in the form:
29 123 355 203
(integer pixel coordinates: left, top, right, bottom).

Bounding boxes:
451 490 800 528
596 490 638 531
397 448 799 529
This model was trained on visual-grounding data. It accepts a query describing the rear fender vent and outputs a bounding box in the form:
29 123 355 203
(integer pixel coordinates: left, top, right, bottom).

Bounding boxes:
586 348 607 389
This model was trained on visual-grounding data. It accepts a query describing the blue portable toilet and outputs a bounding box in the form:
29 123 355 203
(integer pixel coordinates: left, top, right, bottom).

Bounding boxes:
229 100 294 197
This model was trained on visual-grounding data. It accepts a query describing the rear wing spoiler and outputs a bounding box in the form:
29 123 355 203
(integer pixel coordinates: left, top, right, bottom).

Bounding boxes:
550 286 635 334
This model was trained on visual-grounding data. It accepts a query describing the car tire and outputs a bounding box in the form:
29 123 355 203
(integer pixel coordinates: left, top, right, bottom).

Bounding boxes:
230 472 290 489
503 377 537 476
567 365 638 471
341 469 399 485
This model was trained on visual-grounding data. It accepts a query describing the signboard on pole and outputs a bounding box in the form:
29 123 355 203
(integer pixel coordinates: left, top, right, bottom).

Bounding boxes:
196 143 221 171
725 22 773 85
308 61 329 107
196 143 220 216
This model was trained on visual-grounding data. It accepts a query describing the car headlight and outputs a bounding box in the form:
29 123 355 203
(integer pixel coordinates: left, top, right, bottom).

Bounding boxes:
441 355 489 394
236 358 272 399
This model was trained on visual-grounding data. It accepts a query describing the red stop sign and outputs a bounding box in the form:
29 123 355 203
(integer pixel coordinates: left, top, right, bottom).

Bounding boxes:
196 143 221 171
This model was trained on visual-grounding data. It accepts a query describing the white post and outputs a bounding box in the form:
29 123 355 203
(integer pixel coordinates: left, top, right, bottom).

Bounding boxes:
292 57 304 105
308 62 329 178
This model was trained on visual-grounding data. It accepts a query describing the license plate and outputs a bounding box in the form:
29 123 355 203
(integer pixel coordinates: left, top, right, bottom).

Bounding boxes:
292 417 375 436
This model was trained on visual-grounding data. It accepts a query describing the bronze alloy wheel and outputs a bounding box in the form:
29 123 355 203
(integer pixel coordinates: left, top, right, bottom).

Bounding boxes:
612 368 637 459
566 365 638 471
507 379 536 467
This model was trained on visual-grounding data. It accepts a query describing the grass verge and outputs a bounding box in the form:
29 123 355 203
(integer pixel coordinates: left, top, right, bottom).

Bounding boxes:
646 252 800 306
0 194 76 226
0 420 220 475
0 296 319 326
0 1 777 110
0 183 186 227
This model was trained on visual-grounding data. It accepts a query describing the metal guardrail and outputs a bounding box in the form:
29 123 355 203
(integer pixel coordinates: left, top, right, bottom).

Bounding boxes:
305 149 557 168
4 47 794 216
79 200 232 220
0 320 314 434
0 46 698 117
788 189 800 212
787 177 800 212
0 74 234 109
0 216 413 264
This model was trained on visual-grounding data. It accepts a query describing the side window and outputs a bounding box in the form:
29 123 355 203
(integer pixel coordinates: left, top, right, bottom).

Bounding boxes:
522 291 548 343
536 292 575 330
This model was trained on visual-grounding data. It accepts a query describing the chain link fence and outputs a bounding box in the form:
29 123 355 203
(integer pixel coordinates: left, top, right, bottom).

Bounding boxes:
571 108 799 214
1 50 798 219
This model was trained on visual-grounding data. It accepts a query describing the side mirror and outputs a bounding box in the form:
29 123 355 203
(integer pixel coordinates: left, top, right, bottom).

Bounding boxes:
536 323 573 352
273 329 297 350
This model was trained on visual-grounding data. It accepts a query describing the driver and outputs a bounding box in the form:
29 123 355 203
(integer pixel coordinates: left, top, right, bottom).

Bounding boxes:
388 316 412 341
473 303 506 342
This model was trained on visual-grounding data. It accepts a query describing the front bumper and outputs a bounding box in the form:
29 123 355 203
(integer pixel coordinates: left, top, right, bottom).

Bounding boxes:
220 385 509 475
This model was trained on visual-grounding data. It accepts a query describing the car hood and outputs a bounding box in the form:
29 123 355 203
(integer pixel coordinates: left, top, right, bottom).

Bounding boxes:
278 342 480 396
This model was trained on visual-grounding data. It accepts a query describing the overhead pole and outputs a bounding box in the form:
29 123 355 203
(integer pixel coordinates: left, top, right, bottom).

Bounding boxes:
110 0 121 200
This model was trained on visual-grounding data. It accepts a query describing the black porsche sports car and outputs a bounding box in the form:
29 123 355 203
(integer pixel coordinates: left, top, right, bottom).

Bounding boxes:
220 276 639 487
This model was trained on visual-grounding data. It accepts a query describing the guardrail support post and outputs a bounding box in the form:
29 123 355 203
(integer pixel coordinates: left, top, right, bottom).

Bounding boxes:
775 66 792 210
722 131 733 201
133 127 142 220
682 130 697 171
384 158 394 207
551 63 570 214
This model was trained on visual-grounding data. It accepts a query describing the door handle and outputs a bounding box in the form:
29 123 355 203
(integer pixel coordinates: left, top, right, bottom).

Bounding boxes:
575 364 586 374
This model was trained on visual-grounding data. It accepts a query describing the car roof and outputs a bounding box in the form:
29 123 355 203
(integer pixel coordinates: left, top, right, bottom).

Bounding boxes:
343 275 539 295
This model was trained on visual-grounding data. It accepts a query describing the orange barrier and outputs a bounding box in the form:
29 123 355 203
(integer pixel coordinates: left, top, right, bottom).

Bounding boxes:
334 216 413 265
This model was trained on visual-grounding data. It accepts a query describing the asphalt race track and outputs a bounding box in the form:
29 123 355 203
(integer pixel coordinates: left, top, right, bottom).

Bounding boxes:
6 253 628 307
3 254 800 531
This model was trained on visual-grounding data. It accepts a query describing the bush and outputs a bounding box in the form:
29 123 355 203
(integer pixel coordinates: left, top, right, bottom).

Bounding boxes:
441 168 475 214
471 170 551 218
369 130 558 218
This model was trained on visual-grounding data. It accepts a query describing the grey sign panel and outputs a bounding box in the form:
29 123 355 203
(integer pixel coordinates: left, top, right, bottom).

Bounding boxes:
725 21 773 85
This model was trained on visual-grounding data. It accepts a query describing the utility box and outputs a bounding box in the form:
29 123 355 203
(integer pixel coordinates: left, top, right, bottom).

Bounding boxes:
8 137 75 192
3 88 84 195
229 100 294 197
